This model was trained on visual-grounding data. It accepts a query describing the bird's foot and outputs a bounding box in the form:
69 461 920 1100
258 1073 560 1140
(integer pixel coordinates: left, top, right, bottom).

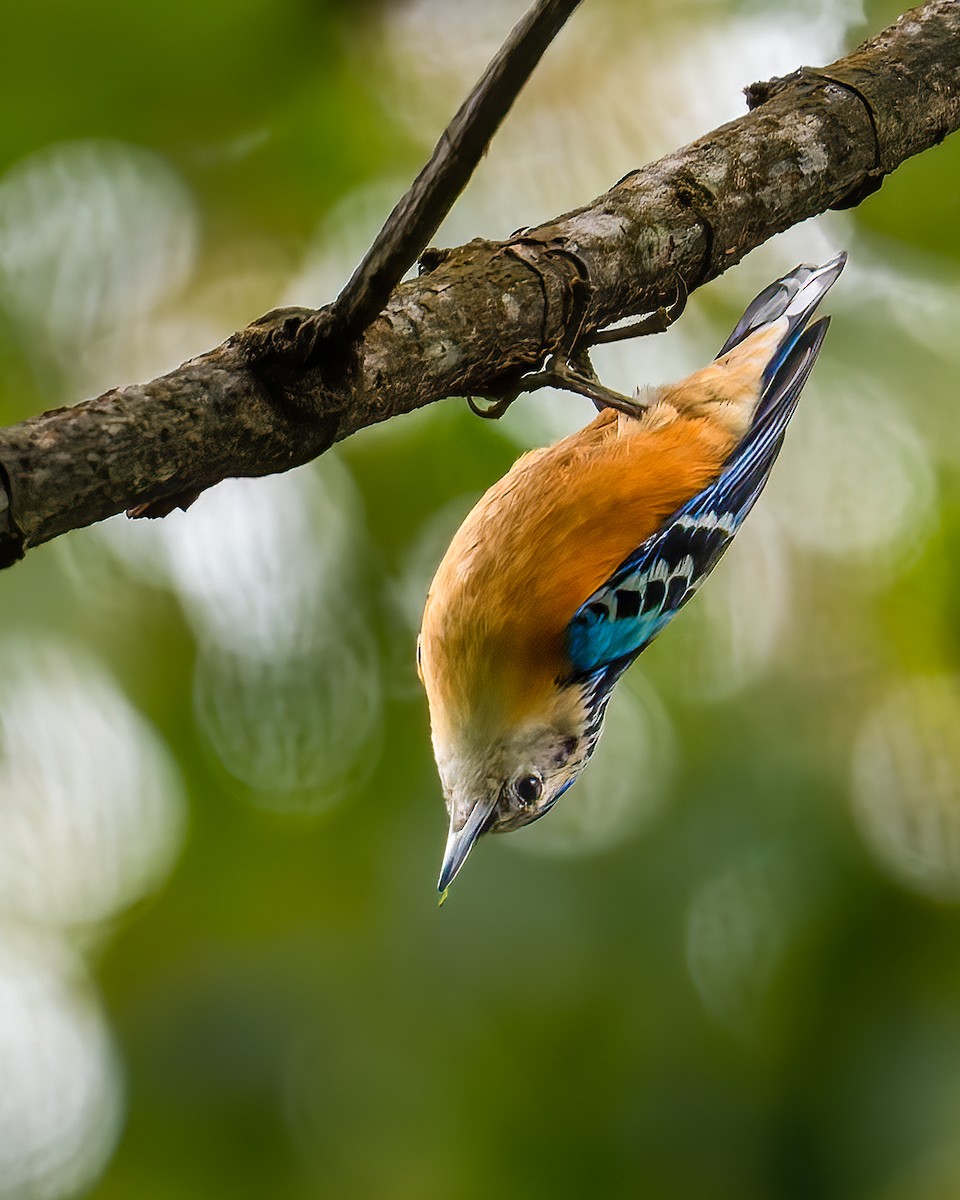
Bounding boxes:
468 273 686 419
590 273 687 345
469 350 647 419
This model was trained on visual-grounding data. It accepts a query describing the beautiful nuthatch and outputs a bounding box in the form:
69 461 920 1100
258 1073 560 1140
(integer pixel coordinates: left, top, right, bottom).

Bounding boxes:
419 254 846 892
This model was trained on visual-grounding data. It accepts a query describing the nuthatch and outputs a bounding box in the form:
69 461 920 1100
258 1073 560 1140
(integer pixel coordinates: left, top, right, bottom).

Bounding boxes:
419 254 846 892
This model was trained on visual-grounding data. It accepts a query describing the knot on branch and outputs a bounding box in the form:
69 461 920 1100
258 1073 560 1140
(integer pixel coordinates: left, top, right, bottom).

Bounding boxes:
744 67 804 110
239 305 336 369
670 175 716 282
501 233 594 354
745 63 890 208
232 304 358 435
419 246 455 274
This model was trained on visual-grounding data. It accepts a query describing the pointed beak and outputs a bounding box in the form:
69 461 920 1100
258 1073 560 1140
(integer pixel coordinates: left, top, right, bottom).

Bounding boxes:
437 794 497 893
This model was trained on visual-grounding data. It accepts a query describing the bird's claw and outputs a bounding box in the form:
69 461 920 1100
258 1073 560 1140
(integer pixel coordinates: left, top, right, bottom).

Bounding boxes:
535 353 647 415
467 394 518 420
591 274 687 345
467 271 686 420
469 351 647 419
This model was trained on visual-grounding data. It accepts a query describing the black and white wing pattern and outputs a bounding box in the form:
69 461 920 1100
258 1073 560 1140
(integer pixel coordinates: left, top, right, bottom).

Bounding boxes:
565 314 832 677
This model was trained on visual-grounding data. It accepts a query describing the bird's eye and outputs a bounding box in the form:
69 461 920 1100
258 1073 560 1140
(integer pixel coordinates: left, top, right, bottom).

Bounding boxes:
514 774 543 806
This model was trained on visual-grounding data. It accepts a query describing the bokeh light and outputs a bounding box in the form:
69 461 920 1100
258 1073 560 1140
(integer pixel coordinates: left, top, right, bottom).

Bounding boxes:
92 460 383 811
0 644 180 1199
852 675 960 902
686 840 813 1032
769 365 937 570
0 929 122 1200
0 139 197 393
0 642 185 927
193 617 382 810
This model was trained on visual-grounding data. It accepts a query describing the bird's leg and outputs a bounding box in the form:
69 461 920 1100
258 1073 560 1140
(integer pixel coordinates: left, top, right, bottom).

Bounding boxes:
468 349 646 419
468 271 687 420
590 274 687 344
537 349 647 415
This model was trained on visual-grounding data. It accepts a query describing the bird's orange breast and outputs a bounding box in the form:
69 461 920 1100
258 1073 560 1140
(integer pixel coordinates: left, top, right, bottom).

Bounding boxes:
420 408 737 731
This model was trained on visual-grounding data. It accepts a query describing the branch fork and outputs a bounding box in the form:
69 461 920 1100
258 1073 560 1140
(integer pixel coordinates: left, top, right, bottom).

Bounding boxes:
0 0 958 566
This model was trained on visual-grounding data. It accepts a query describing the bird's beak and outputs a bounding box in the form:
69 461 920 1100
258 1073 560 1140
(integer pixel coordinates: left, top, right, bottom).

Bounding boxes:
437 793 497 893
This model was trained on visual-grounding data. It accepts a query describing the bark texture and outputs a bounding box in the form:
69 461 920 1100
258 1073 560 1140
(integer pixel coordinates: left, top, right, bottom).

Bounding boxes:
1 0 958 567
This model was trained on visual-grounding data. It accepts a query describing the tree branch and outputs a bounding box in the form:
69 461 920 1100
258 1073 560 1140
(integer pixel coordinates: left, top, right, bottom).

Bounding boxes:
329 0 583 345
1 0 958 568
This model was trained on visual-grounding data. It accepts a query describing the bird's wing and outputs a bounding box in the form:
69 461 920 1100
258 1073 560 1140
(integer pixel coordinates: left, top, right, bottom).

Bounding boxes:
565 318 830 676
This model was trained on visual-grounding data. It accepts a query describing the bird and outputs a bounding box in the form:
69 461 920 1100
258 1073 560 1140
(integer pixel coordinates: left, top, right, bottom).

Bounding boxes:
418 253 846 894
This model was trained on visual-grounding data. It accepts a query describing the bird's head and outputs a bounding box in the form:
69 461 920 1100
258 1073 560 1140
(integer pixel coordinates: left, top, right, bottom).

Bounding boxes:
432 683 599 892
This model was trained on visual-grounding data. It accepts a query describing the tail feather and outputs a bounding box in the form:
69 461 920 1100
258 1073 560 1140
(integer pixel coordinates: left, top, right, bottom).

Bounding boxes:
716 252 845 420
716 266 818 357
717 252 845 362
659 253 845 440
701 315 831 520
741 253 845 427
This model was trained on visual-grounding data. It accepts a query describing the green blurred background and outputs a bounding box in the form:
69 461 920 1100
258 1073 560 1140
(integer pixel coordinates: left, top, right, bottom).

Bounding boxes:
2 1 960 1197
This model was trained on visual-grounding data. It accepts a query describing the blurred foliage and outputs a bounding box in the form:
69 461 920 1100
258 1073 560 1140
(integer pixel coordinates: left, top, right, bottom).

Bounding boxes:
1 2 960 1199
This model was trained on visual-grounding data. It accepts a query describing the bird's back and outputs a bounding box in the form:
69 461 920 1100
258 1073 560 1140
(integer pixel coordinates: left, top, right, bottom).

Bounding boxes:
420 403 739 731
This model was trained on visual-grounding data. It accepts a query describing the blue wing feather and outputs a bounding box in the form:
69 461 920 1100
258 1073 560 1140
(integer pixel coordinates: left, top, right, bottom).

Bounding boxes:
566 316 831 676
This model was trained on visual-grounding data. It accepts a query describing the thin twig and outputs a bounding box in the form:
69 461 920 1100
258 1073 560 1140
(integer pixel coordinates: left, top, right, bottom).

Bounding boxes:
329 0 583 343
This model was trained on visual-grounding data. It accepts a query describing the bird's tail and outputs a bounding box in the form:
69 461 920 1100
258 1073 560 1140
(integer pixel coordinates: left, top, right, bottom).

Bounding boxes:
701 253 846 519
717 253 847 357
717 252 847 402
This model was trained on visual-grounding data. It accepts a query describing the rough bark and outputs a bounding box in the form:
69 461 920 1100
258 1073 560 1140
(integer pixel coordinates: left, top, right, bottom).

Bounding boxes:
1 0 958 568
